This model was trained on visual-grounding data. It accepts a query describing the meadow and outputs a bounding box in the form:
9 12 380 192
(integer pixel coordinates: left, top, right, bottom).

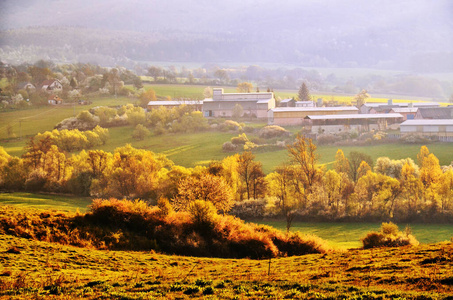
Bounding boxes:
0 232 452 299
263 221 453 250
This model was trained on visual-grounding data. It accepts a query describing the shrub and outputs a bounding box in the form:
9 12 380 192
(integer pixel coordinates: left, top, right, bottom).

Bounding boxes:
259 125 290 138
187 200 218 227
361 222 419 249
316 134 341 145
132 124 151 140
221 120 242 131
231 133 249 145
222 142 237 152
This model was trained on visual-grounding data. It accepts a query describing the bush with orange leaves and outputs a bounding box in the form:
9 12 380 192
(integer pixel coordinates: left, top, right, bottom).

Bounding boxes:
0 199 331 259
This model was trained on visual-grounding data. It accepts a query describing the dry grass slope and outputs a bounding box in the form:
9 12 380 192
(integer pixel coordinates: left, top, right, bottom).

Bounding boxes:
0 234 452 299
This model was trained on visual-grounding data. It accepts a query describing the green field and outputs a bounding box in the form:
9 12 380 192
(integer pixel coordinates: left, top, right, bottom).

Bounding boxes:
261 221 453 249
0 96 133 140
0 192 92 212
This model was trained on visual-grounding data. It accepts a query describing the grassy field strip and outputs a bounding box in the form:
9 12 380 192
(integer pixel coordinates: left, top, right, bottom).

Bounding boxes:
0 193 92 212
162 144 198 157
262 221 453 250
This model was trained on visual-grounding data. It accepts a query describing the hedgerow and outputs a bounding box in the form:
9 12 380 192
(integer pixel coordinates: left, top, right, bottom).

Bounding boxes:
0 199 331 259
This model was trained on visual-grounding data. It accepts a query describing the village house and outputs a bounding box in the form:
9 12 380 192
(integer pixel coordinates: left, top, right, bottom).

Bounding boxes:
48 94 63 105
400 119 453 142
305 113 403 134
202 88 275 119
147 100 202 111
269 106 358 126
41 79 63 92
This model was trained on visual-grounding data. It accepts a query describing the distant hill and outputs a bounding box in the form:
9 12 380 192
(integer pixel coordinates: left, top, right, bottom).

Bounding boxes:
0 0 452 71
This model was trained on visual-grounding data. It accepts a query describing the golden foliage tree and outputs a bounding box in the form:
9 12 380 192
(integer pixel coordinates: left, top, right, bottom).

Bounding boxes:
174 173 234 214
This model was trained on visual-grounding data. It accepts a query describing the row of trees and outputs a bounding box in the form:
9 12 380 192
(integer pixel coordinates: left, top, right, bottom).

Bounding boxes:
1 134 453 223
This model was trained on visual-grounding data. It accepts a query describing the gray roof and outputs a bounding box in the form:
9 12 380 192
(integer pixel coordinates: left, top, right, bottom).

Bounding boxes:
306 113 403 120
391 107 418 113
417 107 453 119
147 100 201 106
272 106 358 113
401 119 453 126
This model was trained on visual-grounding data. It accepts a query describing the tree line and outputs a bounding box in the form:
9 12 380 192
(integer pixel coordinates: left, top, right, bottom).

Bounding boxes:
1 134 453 224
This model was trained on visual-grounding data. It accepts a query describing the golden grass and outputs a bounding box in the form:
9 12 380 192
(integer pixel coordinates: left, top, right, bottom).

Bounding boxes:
0 234 452 299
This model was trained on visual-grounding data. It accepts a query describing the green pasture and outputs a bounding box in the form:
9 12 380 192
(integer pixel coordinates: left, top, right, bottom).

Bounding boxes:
0 192 92 212
0 96 133 140
260 221 453 249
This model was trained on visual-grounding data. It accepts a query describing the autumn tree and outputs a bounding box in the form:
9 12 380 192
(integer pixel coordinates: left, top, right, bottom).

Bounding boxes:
173 173 234 214
399 162 422 218
355 171 401 219
237 151 266 200
348 151 373 182
298 82 311 101
287 134 322 195
237 82 253 93
266 164 303 231
139 89 157 107
333 149 350 175
354 89 370 107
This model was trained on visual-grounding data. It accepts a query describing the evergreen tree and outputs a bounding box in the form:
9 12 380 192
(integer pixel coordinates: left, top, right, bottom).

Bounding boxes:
298 82 311 101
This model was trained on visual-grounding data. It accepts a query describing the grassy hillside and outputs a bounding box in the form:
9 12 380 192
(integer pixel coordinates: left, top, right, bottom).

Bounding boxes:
0 193 91 213
0 233 452 299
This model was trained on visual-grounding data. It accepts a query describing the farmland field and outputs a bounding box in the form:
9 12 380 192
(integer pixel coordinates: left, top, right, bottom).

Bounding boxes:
261 221 453 249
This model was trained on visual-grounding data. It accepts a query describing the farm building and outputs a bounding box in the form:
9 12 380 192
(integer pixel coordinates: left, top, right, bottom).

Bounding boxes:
147 100 202 111
400 119 453 141
305 113 403 134
359 101 439 114
202 88 275 119
279 98 296 107
269 106 358 126
414 107 453 119
389 107 418 120
295 100 315 107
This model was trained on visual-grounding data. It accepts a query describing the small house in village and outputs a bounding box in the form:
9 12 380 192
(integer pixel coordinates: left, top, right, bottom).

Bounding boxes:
41 79 63 92
202 88 275 119
48 94 63 105
400 119 453 141
269 106 358 126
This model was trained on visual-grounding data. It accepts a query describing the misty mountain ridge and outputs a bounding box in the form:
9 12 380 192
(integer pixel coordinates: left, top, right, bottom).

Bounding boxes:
0 0 452 72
